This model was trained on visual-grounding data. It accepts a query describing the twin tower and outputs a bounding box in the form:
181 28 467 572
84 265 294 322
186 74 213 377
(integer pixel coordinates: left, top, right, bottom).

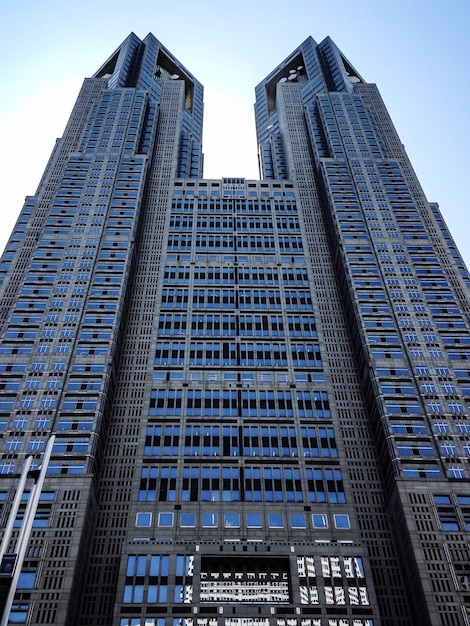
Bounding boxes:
0 32 469 626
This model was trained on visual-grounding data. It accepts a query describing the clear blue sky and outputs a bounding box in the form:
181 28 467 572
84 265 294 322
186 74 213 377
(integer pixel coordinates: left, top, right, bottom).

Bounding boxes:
1 0 469 264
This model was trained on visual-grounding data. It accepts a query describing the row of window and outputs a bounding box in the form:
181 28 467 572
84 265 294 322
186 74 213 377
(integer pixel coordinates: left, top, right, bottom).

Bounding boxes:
120 619 373 626
149 389 329 418
165 235 303 251
135 510 350 530
163 267 309 285
399 465 467 479
151 370 323 384
5 438 89 454
165 254 306 264
0 396 100 413
0 461 86 475
123 554 367 607
0 417 51 431
433 494 470 531
154 342 322 367
139 466 345 503
144 425 336 458
174 218 295 231
158 314 317 337
0 342 113 356
170 198 296 211
161 289 313 310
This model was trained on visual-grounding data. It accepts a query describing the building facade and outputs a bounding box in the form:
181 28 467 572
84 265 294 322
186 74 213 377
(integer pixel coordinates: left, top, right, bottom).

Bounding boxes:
0 32 469 626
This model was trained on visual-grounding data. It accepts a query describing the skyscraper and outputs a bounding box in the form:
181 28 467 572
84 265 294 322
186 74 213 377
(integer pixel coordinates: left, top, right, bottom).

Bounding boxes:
0 30 469 626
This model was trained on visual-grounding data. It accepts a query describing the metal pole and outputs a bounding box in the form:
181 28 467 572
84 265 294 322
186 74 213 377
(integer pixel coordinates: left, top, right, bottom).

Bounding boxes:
13 482 39 571
0 456 32 566
0 436 55 626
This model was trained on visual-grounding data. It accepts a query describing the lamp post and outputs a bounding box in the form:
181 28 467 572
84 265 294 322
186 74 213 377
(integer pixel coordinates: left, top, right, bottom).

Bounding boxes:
0 436 55 626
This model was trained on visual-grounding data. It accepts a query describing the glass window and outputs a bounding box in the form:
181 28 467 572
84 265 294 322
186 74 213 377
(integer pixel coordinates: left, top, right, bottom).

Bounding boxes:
224 513 240 528
202 512 218 528
180 513 196 528
449 466 466 479
441 443 457 456
8 605 28 623
433 495 451 504
246 513 262 528
158 512 174 527
433 421 449 433
440 515 459 531
290 513 306 528
135 512 152 527
334 514 351 529
402 467 420 478
312 514 328 528
268 513 284 528
17 572 36 589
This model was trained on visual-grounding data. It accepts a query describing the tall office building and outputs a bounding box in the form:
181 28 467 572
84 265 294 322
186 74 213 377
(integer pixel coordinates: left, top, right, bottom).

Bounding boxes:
0 31 469 626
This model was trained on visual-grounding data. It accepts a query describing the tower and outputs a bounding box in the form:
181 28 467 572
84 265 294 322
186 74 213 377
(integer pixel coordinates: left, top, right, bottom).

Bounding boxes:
0 32 469 626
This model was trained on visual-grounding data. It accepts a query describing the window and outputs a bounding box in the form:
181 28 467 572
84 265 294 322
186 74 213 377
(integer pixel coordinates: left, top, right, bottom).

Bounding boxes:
312 514 328 528
40 398 56 409
268 513 284 528
0 463 15 475
449 466 466 479
180 513 196 528
306 468 345 503
246 513 262 528
17 572 36 589
5 440 22 452
244 466 301 502
439 515 459 531
8 604 28 623
290 513 306 528
297 392 330 418
334 514 351 529
202 512 218 528
123 555 169 605
28 440 45 452
19 397 35 409
441 443 457 456
433 495 451 505
158 513 174 527
224 513 240 528
242 425 296 457
35 417 51 429
135 512 152 527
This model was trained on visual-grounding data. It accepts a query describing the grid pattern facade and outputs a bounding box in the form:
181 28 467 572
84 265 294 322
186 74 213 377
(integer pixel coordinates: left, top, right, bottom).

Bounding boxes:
0 31 468 626
110 178 377 626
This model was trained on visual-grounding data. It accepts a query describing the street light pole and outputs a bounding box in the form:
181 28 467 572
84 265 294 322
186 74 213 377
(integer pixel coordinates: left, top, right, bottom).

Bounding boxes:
0 436 55 626
0 456 32 568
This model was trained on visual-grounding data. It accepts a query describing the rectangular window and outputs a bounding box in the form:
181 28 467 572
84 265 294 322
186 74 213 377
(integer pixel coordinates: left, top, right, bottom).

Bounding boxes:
136 512 152 527
312 514 328 528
